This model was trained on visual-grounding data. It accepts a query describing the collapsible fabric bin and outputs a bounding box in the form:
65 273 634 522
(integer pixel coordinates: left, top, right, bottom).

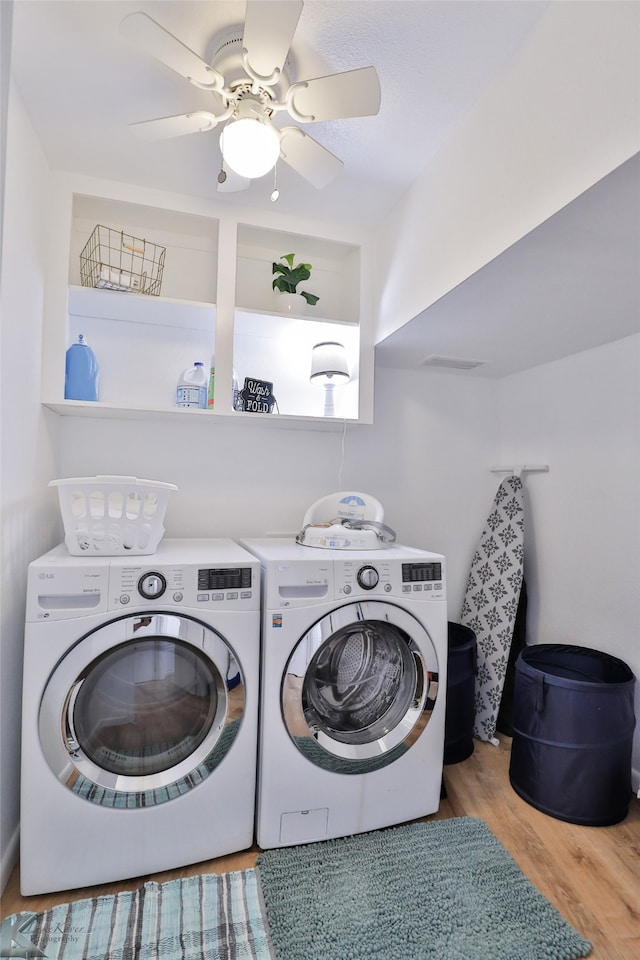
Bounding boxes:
509 644 636 825
444 622 477 764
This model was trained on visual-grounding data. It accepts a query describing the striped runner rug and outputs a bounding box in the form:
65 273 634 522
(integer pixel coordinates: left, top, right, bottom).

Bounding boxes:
0 870 273 960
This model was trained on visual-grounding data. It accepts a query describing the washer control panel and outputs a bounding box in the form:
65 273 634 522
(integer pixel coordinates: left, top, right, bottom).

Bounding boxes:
110 563 257 611
26 542 261 620
334 558 445 600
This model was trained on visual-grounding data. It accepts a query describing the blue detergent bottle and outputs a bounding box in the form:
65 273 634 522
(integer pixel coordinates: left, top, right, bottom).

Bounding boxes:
64 333 99 401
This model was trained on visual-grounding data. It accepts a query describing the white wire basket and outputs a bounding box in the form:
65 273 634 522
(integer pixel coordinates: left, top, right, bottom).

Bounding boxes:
79 225 166 296
50 476 178 556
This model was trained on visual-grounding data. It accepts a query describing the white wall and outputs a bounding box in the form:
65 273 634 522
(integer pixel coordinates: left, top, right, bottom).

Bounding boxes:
0 88 61 891
376 0 640 344
56 367 500 618
499 335 640 790
345 367 500 613
0 0 12 268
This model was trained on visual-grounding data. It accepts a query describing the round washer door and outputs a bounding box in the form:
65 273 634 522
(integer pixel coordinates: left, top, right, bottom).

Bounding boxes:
281 601 440 774
39 613 245 807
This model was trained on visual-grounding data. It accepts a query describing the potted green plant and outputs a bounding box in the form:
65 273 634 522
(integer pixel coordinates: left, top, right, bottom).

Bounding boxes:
272 253 319 307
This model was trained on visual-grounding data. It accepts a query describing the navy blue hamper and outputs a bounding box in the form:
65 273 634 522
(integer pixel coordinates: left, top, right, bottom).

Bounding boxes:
509 644 636 825
444 622 477 764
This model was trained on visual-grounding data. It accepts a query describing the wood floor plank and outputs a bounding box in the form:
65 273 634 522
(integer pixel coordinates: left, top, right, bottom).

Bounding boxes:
443 737 640 959
2 737 638 960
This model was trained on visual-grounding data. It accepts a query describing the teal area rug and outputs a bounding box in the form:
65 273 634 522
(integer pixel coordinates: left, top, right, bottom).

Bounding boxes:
257 817 592 960
1 870 273 960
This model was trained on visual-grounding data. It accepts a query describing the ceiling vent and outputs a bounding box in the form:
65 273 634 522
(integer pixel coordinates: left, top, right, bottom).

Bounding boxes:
420 354 486 371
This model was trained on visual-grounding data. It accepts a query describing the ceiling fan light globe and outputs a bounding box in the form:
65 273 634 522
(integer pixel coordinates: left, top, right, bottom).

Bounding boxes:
220 118 280 179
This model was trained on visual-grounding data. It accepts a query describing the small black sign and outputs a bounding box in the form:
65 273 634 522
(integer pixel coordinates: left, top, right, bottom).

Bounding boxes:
239 377 276 414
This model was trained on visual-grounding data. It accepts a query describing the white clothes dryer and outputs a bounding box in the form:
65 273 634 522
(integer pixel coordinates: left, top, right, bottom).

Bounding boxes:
21 539 260 895
240 539 447 849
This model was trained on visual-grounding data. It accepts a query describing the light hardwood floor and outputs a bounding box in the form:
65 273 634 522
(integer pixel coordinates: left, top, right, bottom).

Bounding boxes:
2 738 639 958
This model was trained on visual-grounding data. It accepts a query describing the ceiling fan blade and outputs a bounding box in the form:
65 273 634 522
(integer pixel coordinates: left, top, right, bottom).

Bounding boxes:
120 12 223 89
128 112 222 141
217 170 252 193
291 66 381 121
279 127 343 189
243 0 303 82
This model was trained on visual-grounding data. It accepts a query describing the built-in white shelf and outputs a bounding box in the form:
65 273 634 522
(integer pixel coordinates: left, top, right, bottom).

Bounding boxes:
41 176 373 424
68 286 215 332
42 398 356 430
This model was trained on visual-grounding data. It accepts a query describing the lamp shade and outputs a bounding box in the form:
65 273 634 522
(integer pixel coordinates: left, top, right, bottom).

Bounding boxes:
220 102 281 179
310 341 350 384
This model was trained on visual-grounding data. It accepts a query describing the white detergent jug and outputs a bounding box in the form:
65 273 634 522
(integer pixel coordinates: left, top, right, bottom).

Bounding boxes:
176 361 208 409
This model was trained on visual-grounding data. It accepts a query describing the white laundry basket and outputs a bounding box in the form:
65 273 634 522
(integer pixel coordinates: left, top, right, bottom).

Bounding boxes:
50 476 178 556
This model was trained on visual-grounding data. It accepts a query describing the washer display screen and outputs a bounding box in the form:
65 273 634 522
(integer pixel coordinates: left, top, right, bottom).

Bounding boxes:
402 562 442 583
198 567 252 590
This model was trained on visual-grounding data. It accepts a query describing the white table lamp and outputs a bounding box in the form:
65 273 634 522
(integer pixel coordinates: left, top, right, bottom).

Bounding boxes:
310 341 350 417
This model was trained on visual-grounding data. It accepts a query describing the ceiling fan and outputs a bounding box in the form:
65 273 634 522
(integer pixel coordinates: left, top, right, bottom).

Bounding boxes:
120 0 381 195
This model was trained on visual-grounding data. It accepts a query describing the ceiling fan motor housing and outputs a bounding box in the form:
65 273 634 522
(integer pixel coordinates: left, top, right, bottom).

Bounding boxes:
211 29 293 106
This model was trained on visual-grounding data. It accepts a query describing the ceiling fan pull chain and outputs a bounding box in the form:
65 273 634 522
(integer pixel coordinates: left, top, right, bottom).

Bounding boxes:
271 164 280 203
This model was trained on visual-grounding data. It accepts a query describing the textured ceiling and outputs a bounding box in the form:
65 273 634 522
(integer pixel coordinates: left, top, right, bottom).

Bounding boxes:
8 1 639 377
9 0 550 229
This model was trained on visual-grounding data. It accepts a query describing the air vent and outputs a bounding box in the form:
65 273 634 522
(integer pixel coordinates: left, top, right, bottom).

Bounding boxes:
420 354 486 371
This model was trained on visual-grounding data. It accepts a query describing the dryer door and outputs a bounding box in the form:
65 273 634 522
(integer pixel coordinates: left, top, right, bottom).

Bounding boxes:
282 601 439 774
39 613 244 807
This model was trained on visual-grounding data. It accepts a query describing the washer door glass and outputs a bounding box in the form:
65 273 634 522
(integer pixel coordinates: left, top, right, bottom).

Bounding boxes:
282 601 439 774
39 613 244 807
72 638 218 777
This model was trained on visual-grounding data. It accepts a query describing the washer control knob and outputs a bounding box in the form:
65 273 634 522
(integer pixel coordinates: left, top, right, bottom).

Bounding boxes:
138 572 166 600
357 565 379 590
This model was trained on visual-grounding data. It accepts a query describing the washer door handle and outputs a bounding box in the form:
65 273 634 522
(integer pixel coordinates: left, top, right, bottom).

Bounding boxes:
63 679 84 757
412 649 426 709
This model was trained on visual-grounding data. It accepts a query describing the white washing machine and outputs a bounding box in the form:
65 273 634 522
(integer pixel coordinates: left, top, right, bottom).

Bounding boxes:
240 539 447 849
20 539 260 895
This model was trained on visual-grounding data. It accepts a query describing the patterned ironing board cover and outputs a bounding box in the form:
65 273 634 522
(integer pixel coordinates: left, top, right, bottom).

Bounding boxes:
460 475 525 742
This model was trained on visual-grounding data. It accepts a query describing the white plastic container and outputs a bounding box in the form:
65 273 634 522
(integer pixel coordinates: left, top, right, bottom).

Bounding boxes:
176 361 208 409
49 476 178 555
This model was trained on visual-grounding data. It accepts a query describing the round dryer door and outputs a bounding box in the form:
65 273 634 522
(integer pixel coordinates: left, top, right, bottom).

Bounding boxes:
282 601 439 774
39 613 245 807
